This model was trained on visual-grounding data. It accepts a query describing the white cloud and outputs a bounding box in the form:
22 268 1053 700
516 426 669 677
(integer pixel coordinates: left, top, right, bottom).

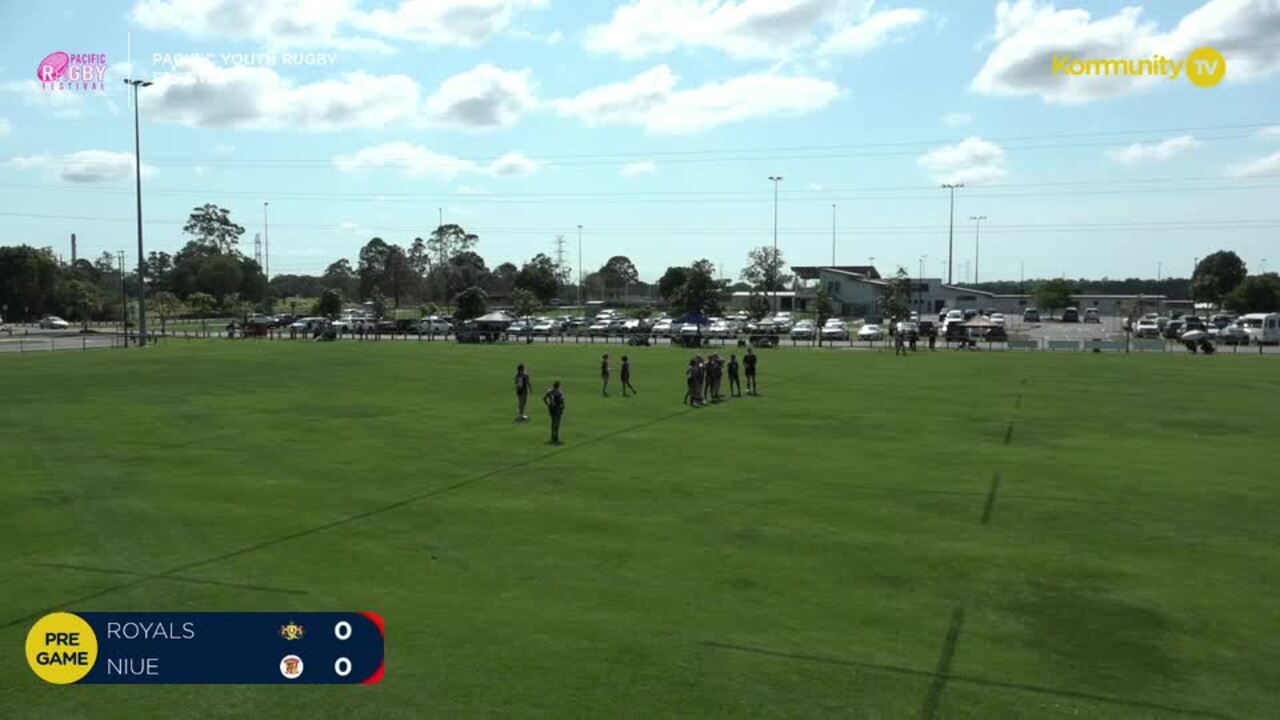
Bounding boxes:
0 80 86 117
1106 135 1200 164
942 112 972 127
0 117 9 136
972 0 1280 105
131 0 393 52
352 0 547 46
1224 151 1280 178
585 0 926 61
552 65 840 134
425 64 536 130
620 160 657 177
333 143 542 178
817 7 928 56
917 136 1007 185
4 150 158 183
141 56 422 130
1258 126 1280 139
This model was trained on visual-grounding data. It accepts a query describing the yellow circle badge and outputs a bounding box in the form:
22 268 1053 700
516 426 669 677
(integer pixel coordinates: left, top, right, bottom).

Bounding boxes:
1186 46 1226 87
26 612 98 684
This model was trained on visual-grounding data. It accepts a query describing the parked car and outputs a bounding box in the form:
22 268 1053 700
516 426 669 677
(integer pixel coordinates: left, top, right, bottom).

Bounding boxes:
289 316 328 334
651 319 674 336
1217 324 1250 345
587 320 611 334
1237 313 1280 345
1023 308 1041 322
532 319 557 335
1061 307 1080 323
962 309 979 320
1084 308 1100 323
1162 319 1186 340
0 315 10 335
707 320 735 338
420 316 452 334
1181 316 1207 332
820 319 849 341
39 316 70 330
896 320 920 338
273 314 297 328
1133 318 1161 338
1210 312 1238 330
508 319 535 335
857 324 884 341
990 313 1006 326
790 320 817 340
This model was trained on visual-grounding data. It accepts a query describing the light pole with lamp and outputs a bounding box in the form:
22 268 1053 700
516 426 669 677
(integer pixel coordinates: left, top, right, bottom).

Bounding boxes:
125 77 153 346
768 176 783 312
969 215 986 284
941 183 963 284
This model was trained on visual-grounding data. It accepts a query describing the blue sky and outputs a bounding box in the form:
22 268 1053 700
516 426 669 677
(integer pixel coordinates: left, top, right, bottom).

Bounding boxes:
1 0 1278 284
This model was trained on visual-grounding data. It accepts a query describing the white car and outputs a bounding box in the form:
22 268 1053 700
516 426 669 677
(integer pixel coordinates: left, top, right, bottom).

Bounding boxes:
679 322 705 337
587 320 611 334
821 320 849 341
1133 319 1161 338
790 320 817 340
895 320 919 336
707 320 734 338
651 319 674 336
39 316 70 330
289 316 327 333
990 313 1006 326
532 319 557 335
420 316 452 334
857 324 884 341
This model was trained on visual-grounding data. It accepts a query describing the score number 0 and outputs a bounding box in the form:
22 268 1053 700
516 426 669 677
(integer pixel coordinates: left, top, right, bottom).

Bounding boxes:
334 621 352 678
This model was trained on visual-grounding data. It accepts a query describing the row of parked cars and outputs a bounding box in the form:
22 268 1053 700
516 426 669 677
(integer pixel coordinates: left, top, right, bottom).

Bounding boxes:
1129 312 1280 345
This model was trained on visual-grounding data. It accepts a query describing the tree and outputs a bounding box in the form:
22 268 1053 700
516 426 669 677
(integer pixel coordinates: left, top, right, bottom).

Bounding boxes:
490 262 518 296
658 266 690 304
747 291 771 320
314 288 343 319
0 245 60 320
454 286 488 321
322 259 357 298
150 291 182 334
877 268 912 321
370 288 388 319
1192 250 1248 305
515 253 560 304
1224 273 1280 313
673 259 721 317
183 204 245 254
1031 278 1076 317
196 253 244 300
511 287 538 317
144 251 175 293
56 278 102 330
268 274 325 298
187 292 217 319
357 237 392 301
598 255 639 300
740 246 791 292
446 251 490 299
814 286 833 345
221 292 254 321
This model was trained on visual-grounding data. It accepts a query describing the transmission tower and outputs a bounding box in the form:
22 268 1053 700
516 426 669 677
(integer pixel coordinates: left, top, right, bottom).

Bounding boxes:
554 234 566 271
253 232 263 266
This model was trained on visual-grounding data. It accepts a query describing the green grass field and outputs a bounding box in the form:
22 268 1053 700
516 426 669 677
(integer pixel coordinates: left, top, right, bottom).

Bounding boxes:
2 342 1277 718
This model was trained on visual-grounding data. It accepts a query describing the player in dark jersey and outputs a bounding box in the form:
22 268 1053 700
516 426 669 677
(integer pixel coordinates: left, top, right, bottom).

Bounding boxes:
620 356 637 396
514 363 532 421
600 353 611 396
543 380 566 444
684 358 696 405
744 348 758 395
727 354 741 397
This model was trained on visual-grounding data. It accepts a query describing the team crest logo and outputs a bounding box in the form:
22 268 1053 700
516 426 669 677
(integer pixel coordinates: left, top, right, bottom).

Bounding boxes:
280 654 304 679
279 621 305 641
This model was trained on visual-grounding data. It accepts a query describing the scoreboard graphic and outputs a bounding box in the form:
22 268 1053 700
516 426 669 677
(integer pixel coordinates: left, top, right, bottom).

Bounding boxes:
26 611 384 685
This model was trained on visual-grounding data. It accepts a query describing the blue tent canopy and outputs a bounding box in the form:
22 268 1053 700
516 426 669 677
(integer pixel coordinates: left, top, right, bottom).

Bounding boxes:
677 312 707 325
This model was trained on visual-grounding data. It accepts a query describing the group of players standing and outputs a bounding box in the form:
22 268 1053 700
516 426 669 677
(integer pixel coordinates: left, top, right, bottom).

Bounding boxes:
683 349 758 406
511 347 761 445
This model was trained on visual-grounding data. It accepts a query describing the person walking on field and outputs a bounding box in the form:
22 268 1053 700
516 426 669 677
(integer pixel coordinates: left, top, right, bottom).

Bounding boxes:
895 328 907 356
620 355 638 396
543 380 566 444
693 356 706 406
684 358 697 405
600 353 611 396
744 348 759 395
514 363 532 421
727 353 742 397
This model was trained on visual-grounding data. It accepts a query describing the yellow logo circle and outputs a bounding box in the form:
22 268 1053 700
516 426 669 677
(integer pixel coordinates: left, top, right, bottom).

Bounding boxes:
26 612 98 684
1186 46 1226 87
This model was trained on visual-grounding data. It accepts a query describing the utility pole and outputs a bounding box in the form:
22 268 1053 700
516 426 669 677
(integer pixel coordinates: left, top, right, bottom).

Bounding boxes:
118 250 127 334
263 201 270 279
438 207 443 229
769 175 783 311
941 183 963 284
124 77 153 346
71 233 77 264
969 215 986 284
577 224 583 306
253 232 262 267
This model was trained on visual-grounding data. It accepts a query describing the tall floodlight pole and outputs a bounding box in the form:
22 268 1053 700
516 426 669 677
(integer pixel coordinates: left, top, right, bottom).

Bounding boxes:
831 203 837 266
577 224 583 306
941 183 963 284
263 202 270 280
768 176 783 311
969 215 986 284
125 77 153 346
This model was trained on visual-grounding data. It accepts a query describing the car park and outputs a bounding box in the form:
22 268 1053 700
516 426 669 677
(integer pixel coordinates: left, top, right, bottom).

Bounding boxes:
857 324 884 341
39 316 69 330
1062 307 1080 322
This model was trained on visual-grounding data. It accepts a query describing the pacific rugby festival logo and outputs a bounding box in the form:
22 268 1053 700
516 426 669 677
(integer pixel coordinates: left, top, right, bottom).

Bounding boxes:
37 51 109 91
